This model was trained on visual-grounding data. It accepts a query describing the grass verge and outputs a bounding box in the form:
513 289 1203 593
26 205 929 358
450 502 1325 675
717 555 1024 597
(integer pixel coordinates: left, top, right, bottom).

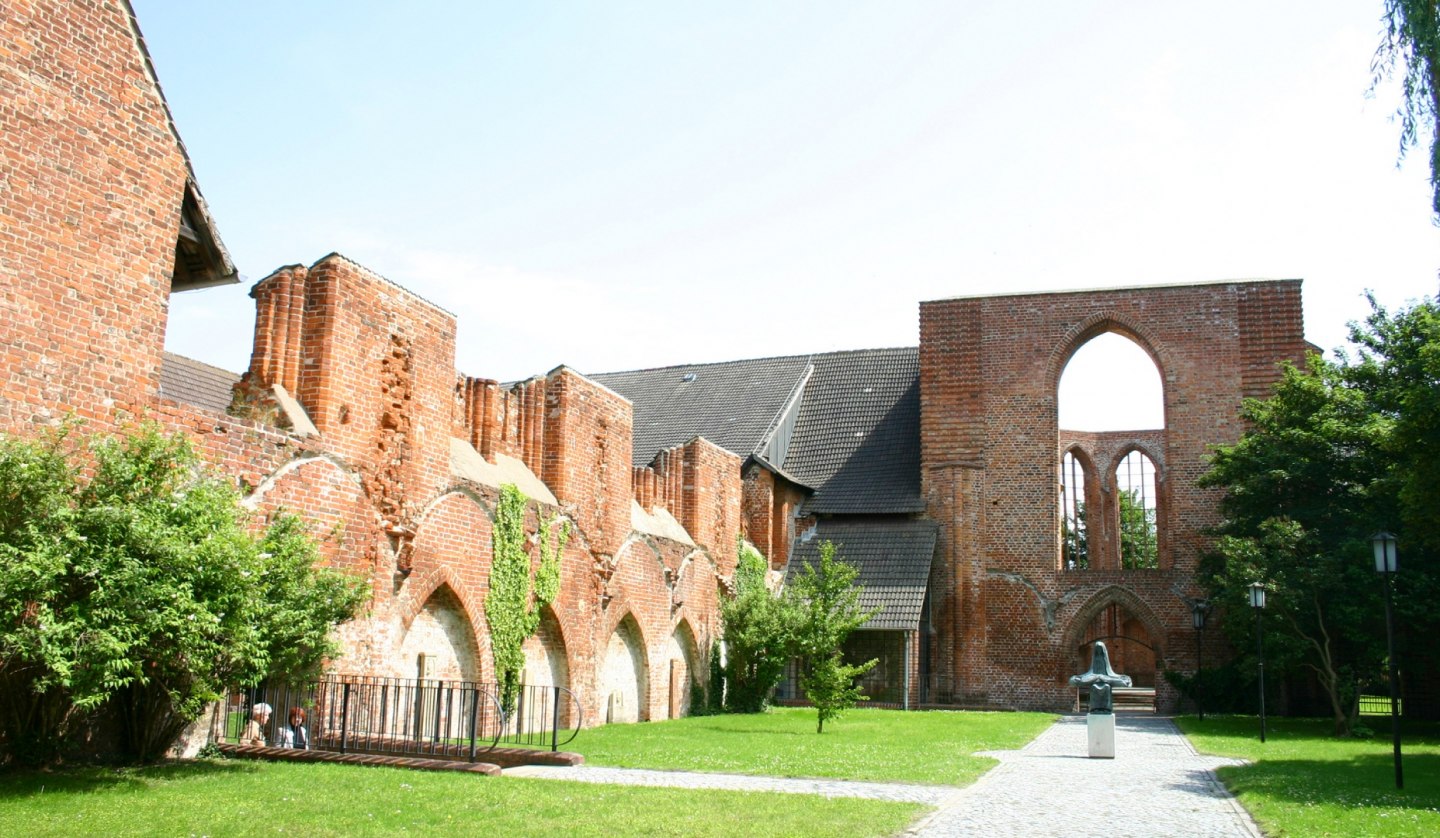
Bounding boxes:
0 759 924 838
574 706 1056 785
1177 715 1440 837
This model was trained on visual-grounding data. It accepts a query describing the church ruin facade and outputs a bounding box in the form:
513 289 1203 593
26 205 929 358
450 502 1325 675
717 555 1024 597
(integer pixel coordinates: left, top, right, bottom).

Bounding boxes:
2 1 1309 723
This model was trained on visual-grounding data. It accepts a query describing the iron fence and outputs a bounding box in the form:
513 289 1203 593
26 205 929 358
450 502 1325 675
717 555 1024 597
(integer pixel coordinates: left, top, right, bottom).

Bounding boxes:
214 675 582 761
1358 693 1400 716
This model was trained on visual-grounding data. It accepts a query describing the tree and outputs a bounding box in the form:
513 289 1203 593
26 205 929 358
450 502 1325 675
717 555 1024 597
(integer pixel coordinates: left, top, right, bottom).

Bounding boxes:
1373 0 1440 219
1200 353 1395 735
1062 502 1089 570
0 423 367 765
1344 297 1440 697
1118 489 1158 570
720 539 800 713
483 484 567 715
790 541 878 733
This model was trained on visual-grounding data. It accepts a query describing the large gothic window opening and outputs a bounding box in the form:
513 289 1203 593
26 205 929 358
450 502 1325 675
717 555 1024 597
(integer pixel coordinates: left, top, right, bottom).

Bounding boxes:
1116 450 1158 569
1061 450 1089 570
1057 331 1165 570
1058 332 1164 432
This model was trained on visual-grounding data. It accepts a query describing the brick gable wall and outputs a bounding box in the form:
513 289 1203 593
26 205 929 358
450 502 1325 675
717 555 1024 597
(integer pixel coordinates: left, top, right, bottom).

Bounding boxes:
920 282 1309 711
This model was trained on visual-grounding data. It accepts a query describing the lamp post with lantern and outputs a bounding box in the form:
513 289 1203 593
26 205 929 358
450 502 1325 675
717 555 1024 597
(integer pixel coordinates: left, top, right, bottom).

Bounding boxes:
1371 531 1403 790
1191 601 1209 721
1248 582 1266 743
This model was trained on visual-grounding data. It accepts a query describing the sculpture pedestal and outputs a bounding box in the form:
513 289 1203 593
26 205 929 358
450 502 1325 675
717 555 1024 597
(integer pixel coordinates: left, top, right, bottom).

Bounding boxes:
1087 712 1115 759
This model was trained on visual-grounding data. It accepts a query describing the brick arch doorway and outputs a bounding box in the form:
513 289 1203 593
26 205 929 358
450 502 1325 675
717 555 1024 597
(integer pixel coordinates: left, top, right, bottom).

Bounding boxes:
1074 615 1158 688
1063 588 1164 689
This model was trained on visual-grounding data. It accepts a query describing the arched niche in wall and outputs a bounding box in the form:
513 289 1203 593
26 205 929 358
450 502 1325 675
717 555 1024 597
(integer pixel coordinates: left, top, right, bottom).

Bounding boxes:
397 584 480 682
601 613 649 724
1056 330 1167 570
666 620 701 720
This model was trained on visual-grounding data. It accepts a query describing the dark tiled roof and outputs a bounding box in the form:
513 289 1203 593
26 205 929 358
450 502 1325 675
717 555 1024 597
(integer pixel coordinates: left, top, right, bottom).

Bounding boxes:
159 352 239 413
783 348 922 514
590 355 812 467
787 519 937 631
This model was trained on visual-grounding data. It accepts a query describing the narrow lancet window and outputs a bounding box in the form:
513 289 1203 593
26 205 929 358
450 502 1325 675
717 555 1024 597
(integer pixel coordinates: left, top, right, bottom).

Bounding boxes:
1116 450 1158 569
1061 451 1088 570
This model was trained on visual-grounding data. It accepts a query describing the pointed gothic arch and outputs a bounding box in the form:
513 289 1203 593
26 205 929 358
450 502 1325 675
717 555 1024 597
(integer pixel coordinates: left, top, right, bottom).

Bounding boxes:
397 583 482 682
1061 586 1165 688
600 612 650 723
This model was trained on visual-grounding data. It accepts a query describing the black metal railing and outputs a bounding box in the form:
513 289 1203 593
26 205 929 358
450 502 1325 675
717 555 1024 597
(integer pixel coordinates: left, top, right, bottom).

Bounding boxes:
213 676 583 761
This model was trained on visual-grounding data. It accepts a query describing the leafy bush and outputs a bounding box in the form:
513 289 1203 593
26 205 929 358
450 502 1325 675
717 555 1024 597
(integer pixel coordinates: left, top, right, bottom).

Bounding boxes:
720 540 800 713
0 423 367 765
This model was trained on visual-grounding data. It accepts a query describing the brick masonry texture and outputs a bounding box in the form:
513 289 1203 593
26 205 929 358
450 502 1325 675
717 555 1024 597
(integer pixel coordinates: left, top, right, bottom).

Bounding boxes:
1 0 728 730
919 283 1308 710
4 1 1318 728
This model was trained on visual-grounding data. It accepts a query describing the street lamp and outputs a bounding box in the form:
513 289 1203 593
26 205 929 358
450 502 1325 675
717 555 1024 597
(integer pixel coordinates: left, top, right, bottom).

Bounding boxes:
1371 531 1403 790
1248 582 1267 743
1191 600 1209 721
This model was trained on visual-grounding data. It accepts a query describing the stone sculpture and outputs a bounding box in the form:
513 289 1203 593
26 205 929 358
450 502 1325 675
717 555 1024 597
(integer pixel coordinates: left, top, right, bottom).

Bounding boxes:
1070 641 1132 713
1069 641 1132 758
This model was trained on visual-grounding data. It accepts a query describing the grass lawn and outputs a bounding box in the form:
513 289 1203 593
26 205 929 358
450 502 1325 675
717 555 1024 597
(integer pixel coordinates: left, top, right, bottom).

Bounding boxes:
0 759 925 838
1177 715 1440 837
573 706 1056 785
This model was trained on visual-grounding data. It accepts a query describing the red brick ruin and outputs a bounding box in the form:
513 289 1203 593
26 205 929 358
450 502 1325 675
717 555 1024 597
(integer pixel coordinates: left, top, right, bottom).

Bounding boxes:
3 1 1312 723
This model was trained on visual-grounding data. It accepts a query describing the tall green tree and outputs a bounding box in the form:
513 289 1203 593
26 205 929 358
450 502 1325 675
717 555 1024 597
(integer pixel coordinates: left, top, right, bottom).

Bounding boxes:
1200 356 1389 735
790 541 878 733
0 424 367 765
1373 0 1440 218
720 539 800 713
484 484 566 715
1200 295 1440 733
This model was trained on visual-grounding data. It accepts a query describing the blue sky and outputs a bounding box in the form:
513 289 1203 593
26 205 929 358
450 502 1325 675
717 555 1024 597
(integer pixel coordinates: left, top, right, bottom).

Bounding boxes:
142 0 1438 402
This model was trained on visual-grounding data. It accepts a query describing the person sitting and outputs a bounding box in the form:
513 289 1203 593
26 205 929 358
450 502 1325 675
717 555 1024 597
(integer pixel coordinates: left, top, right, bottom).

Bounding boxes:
275 706 309 749
240 702 271 747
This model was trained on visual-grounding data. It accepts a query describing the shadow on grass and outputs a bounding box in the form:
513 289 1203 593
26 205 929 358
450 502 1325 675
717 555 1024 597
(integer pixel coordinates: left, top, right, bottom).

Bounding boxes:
1216 753 1440 813
0 758 258 798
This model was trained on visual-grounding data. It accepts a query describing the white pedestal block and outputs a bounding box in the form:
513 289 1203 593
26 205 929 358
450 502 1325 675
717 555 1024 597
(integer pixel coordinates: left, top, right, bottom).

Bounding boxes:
1087 712 1116 758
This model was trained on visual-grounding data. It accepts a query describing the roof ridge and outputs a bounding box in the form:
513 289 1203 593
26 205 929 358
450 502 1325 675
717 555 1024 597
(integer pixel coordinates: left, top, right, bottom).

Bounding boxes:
590 345 919 378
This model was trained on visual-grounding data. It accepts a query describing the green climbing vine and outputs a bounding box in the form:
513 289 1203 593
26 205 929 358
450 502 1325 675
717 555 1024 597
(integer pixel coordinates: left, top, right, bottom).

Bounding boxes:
484 483 569 714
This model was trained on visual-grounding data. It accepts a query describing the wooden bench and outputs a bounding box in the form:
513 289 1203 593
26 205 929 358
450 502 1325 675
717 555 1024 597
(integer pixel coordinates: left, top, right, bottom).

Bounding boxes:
1074 686 1156 714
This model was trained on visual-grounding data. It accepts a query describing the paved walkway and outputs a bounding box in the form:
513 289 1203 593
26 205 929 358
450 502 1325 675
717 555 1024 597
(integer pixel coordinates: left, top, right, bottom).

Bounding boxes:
503 763 956 805
910 715 1262 837
507 715 1263 837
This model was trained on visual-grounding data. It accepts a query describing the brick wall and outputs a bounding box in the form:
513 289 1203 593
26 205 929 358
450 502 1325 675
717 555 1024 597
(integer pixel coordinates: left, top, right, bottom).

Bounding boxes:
0 0 193 431
920 281 1309 711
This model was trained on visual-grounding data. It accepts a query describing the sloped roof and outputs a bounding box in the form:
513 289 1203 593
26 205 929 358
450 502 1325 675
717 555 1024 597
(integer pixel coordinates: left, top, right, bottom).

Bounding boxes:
783 348 922 514
591 355 813 467
159 351 240 413
787 519 937 631
590 347 922 513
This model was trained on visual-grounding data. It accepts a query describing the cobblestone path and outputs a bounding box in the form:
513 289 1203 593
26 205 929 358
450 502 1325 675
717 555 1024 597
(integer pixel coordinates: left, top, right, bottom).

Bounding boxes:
910 715 1262 837
507 714 1262 837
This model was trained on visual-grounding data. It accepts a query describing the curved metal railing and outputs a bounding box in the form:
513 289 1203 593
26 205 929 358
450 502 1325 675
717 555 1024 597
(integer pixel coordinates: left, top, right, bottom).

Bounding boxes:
218 676 584 761
497 684 584 751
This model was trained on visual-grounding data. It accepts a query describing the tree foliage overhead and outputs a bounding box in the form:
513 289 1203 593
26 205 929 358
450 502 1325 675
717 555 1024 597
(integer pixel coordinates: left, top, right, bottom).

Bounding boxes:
1374 0 1440 218
1199 298 1440 734
789 541 878 733
484 483 567 715
0 423 367 765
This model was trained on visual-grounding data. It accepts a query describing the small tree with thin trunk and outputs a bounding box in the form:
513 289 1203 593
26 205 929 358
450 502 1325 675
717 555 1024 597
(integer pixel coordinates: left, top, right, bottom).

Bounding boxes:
790 541 878 733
